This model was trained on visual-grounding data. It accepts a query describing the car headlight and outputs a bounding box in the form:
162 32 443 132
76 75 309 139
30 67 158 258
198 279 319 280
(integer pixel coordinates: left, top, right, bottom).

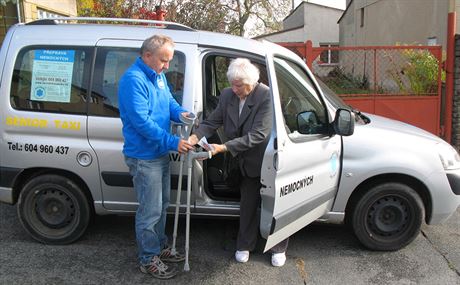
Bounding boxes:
437 143 460 170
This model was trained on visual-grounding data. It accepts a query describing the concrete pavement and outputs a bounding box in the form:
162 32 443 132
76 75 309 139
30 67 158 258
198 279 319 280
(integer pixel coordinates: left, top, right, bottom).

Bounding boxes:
0 203 459 284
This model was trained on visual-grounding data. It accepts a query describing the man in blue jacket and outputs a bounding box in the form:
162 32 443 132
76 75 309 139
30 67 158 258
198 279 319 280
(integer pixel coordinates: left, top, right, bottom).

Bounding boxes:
118 34 194 279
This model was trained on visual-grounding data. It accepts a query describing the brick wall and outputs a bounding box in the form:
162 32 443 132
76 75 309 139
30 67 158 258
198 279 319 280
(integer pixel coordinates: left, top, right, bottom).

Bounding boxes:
453 35 460 148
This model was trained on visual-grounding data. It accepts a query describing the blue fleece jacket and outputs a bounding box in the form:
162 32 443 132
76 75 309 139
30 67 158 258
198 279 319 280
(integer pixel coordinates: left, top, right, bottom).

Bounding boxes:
118 57 186 160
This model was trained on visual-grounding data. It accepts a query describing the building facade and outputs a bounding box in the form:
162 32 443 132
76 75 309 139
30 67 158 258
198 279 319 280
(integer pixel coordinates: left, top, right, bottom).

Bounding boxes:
254 1 343 47
0 0 76 42
338 0 449 47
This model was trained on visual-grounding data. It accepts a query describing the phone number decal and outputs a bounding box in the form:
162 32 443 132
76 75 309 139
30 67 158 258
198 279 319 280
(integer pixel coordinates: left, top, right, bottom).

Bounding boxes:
7 142 69 155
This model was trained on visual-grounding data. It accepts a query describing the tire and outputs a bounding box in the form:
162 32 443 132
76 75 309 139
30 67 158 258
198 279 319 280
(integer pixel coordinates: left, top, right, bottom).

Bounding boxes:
350 182 424 251
17 174 91 244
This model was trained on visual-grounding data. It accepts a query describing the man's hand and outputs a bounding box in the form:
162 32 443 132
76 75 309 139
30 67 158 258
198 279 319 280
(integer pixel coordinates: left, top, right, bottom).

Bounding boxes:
188 134 199 145
178 139 194 154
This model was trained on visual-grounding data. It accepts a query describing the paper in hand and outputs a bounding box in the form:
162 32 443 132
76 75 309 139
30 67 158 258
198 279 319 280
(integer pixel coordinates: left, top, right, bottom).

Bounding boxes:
198 136 214 151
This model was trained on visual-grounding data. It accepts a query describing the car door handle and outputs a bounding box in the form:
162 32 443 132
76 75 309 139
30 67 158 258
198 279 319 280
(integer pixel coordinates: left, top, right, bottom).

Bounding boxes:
273 150 283 171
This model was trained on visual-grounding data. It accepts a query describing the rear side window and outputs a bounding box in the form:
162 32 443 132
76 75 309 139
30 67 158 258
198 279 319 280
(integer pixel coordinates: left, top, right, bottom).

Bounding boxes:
11 47 92 114
90 47 186 117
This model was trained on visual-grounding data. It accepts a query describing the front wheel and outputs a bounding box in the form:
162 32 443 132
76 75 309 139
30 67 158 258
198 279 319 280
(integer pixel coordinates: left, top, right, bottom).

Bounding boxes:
17 174 91 244
350 182 424 251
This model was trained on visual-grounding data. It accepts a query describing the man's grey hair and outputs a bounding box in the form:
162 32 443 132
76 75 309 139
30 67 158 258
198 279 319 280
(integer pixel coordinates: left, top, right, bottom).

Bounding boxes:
140 34 175 55
226 58 260 86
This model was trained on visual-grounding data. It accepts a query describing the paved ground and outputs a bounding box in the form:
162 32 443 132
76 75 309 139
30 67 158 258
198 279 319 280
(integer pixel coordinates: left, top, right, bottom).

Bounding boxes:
0 203 459 285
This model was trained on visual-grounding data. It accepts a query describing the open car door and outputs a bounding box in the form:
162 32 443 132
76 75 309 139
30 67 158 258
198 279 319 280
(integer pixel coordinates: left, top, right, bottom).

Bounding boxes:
260 50 343 252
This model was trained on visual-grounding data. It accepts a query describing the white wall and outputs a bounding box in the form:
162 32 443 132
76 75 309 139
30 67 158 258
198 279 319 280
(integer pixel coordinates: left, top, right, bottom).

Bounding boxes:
340 0 448 47
257 2 343 46
304 3 343 46
283 4 305 30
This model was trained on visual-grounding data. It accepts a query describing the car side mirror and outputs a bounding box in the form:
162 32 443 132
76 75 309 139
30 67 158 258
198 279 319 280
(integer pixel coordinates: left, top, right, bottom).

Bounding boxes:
333 108 354 136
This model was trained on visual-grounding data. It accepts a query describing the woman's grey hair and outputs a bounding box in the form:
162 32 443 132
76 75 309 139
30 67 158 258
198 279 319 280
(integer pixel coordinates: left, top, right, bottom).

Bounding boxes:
226 58 260 86
140 34 175 56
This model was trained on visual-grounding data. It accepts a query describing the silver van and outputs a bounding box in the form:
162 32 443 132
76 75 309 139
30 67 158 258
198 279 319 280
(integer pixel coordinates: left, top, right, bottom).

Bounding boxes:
0 18 458 251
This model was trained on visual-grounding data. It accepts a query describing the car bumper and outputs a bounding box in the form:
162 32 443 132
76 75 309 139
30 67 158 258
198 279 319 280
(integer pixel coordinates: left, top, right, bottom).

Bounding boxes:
446 170 460 195
0 186 13 204
429 168 460 224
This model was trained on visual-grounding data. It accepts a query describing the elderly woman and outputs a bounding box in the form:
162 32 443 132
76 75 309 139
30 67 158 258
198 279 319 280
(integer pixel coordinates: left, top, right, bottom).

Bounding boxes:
189 58 288 267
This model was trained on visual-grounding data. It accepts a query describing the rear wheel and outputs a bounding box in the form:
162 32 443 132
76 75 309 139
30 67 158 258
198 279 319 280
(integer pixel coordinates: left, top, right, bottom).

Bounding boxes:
350 182 424 251
17 174 91 244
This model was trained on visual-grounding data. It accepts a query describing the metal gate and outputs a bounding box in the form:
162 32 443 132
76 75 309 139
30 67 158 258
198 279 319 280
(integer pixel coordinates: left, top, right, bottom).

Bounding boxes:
277 41 443 136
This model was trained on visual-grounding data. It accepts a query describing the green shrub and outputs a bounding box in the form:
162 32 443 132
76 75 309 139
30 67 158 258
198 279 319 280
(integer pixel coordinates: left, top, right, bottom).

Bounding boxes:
322 66 370 95
402 49 441 94
388 45 444 95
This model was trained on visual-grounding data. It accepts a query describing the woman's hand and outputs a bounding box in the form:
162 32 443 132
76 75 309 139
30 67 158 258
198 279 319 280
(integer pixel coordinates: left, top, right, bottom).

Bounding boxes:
209 143 227 156
188 134 199 145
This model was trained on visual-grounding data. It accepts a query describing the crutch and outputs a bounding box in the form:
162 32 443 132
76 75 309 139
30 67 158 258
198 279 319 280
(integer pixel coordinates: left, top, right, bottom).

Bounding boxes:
171 113 196 256
183 148 212 271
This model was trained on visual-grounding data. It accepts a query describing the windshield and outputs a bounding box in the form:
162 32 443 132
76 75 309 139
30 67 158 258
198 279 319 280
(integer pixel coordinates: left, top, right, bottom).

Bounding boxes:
315 77 370 124
315 77 350 110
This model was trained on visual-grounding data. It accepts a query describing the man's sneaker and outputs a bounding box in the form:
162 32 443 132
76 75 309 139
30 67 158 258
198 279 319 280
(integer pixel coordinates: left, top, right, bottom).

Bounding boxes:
271 252 286 267
235 250 249 263
139 256 178 279
160 246 185 263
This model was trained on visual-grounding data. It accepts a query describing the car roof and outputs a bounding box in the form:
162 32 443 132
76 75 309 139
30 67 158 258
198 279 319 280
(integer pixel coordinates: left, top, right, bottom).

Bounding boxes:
10 18 273 57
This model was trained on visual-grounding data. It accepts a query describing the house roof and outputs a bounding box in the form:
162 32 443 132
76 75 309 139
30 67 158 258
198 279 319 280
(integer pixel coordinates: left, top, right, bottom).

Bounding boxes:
252 25 303 40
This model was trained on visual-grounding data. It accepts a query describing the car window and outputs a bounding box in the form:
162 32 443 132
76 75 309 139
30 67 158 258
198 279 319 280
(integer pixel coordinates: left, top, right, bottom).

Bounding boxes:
274 57 328 139
11 47 92 114
89 48 186 117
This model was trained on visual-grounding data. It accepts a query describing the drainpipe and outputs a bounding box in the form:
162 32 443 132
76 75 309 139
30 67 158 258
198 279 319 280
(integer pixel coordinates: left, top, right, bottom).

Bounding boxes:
445 1 456 143
16 0 21 23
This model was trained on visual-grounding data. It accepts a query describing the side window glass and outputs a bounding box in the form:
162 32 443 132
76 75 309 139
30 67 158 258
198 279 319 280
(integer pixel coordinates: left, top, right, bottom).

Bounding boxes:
165 52 186 104
90 48 137 117
274 57 328 139
90 48 186 117
204 56 231 116
11 47 91 114
215 56 231 93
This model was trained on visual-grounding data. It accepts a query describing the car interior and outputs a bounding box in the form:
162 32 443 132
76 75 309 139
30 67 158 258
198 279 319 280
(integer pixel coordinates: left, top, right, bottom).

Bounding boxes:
202 54 269 201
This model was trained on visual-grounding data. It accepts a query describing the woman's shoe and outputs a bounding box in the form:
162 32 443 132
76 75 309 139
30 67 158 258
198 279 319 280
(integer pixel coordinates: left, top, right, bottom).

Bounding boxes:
271 252 286 267
235 250 250 263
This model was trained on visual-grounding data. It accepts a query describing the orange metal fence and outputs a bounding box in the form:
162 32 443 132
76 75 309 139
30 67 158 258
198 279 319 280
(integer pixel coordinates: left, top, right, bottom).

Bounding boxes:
277 41 444 136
